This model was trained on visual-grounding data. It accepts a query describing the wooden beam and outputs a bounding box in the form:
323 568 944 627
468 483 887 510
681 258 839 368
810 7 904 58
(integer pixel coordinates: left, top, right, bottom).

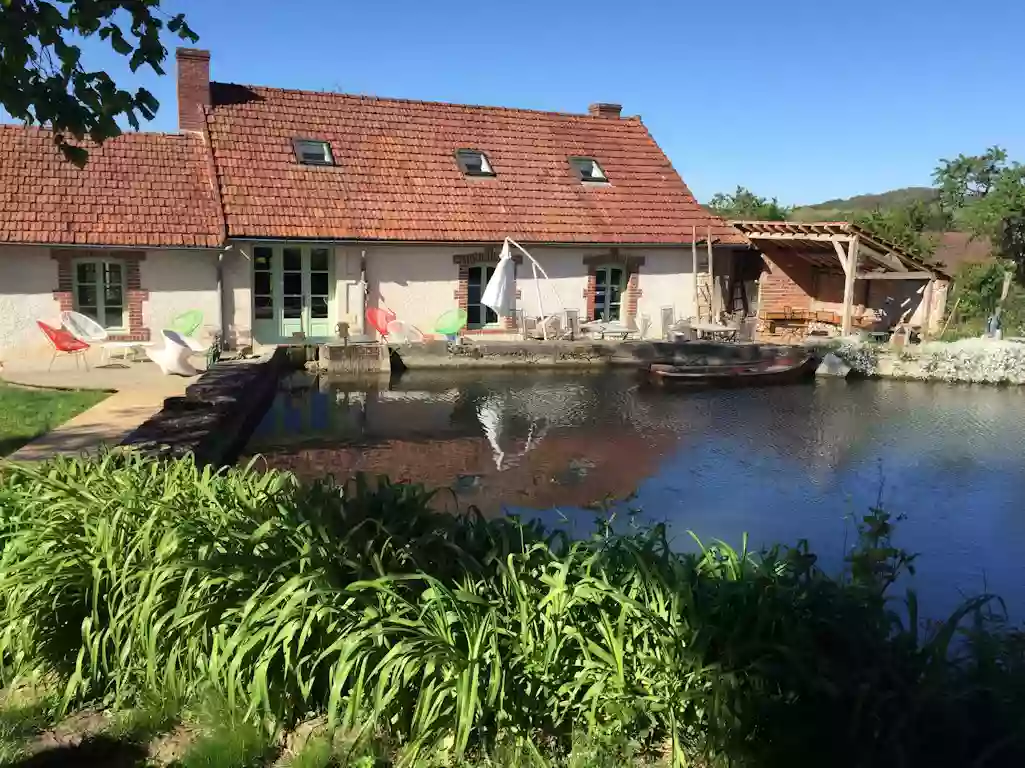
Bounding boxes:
832 240 849 272
921 279 934 340
743 232 853 243
859 244 908 273
691 225 698 319
841 236 859 335
706 226 715 320
854 271 934 280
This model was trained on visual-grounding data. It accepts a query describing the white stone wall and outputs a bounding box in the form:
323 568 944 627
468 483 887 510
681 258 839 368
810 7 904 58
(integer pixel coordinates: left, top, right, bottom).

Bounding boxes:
366 244 468 337
222 246 253 347
365 244 722 340
0 245 61 360
221 241 733 344
141 250 221 341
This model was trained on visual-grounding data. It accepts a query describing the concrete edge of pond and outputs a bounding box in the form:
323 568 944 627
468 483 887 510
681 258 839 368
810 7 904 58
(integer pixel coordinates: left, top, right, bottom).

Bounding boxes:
318 339 809 373
119 348 289 467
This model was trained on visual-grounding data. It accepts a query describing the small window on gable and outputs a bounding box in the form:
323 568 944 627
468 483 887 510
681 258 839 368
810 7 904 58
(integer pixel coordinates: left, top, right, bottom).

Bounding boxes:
455 149 495 177
570 156 608 183
293 138 334 166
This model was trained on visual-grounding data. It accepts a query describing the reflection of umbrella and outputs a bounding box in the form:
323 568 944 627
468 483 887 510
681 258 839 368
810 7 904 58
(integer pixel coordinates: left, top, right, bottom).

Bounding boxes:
477 397 505 470
477 395 549 472
481 240 517 315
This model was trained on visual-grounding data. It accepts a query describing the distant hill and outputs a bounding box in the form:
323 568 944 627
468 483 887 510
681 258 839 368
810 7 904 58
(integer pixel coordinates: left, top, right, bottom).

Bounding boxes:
791 187 939 221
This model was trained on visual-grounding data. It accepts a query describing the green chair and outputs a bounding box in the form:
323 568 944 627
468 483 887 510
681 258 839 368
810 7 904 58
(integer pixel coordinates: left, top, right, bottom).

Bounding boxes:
169 310 203 337
434 308 468 338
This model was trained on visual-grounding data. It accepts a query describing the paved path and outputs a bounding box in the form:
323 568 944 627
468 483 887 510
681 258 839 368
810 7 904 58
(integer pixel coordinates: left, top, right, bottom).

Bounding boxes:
3 358 200 462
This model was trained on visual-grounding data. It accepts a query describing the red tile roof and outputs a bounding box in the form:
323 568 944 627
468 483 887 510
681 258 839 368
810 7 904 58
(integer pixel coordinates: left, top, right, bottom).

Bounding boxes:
931 231 993 272
205 84 745 245
0 125 224 248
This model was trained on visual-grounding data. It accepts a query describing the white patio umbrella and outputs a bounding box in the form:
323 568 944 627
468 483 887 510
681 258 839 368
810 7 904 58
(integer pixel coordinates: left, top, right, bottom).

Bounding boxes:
486 237 569 340
481 239 517 316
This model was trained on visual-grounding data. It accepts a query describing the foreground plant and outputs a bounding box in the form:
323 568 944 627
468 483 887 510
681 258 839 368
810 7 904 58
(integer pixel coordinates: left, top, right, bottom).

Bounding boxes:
0 453 1024 767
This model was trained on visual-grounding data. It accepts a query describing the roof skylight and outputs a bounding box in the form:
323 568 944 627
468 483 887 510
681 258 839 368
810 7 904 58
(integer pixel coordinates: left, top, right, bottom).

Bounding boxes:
293 139 335 166
455 149 495 177
570 156 608 183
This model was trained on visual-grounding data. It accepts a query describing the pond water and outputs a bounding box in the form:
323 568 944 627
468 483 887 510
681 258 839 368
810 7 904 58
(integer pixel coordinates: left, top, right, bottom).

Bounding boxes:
246 370 1025 618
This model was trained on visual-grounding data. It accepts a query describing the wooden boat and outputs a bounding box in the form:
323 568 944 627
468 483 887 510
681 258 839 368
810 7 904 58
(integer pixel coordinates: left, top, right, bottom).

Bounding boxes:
647 352 817 388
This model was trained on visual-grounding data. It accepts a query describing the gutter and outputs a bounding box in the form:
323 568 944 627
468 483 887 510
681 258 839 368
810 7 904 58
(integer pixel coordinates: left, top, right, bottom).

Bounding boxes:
231 236 747 248
0 240 221 251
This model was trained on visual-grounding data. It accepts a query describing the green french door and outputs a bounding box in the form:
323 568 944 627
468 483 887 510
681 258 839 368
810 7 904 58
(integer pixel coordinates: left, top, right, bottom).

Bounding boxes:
593 266 624 321
253 245 333 342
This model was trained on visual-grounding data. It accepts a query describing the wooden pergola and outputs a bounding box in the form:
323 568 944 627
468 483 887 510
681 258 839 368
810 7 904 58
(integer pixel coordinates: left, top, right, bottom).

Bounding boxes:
730 220 950 336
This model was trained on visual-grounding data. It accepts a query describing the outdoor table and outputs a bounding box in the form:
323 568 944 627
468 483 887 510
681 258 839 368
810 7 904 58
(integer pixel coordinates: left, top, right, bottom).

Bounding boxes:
691 321 739 342
580 321 634 340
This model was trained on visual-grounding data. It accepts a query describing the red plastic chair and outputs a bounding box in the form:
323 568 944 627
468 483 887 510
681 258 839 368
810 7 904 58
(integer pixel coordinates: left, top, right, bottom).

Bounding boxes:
366 307 397 337
37 321 90 371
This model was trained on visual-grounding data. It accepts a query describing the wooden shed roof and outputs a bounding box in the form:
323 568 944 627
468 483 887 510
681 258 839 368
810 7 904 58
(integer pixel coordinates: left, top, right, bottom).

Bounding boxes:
730 220 950 280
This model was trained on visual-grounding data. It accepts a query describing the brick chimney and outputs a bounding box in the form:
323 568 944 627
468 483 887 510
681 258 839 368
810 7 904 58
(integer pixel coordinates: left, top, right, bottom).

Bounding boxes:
176 48 210 133
588 103 622 119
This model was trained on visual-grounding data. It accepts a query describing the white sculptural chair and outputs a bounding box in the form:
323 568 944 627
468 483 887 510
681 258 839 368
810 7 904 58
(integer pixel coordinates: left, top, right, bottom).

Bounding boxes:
145 329 198 376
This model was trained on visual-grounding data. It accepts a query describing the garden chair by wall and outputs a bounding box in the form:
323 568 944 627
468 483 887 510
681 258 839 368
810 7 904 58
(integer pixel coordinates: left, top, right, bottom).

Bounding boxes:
37 321 90 371
60 310 141 366
565 309 580 340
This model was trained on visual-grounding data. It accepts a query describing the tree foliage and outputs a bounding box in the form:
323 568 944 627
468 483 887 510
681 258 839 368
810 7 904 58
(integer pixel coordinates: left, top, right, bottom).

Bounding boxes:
0 0 197 165
854 201 940 258
934 147 1025 280
706 186 791 221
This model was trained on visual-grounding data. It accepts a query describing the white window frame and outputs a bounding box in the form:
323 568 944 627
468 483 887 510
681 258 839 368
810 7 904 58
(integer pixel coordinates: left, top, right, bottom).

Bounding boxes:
72 258 127 331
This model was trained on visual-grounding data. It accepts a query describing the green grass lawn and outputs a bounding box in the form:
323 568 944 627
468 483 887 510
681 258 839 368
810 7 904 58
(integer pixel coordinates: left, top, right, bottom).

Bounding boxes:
0 383 108 456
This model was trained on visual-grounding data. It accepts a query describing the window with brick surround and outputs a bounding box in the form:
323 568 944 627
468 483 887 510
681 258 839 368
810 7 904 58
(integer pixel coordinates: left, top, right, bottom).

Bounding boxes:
466 265 498 327
73 259 125 329
592 266 624 321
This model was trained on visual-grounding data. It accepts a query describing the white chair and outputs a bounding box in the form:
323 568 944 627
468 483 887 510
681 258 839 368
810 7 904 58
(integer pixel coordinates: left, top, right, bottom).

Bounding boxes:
145 330 198 376
60 310 145 365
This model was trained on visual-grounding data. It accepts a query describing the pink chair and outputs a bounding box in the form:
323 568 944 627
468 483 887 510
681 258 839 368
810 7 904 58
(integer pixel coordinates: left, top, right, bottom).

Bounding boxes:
37 321 90 371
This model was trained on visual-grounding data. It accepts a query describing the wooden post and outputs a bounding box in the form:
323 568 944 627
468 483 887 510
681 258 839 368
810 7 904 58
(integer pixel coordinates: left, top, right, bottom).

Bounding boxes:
840 236 859 336
994 270 1014 322
921 279 934 340
691 225 698 319
706 227 715 321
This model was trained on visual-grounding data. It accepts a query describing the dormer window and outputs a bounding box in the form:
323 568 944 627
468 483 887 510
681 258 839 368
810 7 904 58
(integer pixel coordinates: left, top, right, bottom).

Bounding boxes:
293 139 334 166
570 156 608 183
455 149 495 177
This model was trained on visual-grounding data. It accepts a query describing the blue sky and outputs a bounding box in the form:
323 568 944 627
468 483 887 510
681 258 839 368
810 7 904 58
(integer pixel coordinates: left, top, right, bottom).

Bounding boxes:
13 0 1025 205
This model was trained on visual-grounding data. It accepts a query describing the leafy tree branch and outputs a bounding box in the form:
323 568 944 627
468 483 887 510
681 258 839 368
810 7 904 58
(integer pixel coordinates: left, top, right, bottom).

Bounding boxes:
0 0 197 165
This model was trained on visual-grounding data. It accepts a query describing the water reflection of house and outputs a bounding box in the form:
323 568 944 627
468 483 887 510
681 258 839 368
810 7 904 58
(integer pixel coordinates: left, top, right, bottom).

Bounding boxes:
249 374 676 513
261 429 676 516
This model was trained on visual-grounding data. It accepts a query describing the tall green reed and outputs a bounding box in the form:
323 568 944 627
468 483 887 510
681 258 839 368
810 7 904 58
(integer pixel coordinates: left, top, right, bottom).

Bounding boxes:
0 453 1023 767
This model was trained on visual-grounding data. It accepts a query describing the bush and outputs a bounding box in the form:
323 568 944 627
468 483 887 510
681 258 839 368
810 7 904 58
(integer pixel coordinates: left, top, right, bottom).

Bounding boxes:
947 262 1025 337
0 454 1024 767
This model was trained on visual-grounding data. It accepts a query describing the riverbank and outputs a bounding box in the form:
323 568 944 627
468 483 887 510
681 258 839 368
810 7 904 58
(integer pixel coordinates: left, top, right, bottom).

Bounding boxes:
833 337 1025 384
